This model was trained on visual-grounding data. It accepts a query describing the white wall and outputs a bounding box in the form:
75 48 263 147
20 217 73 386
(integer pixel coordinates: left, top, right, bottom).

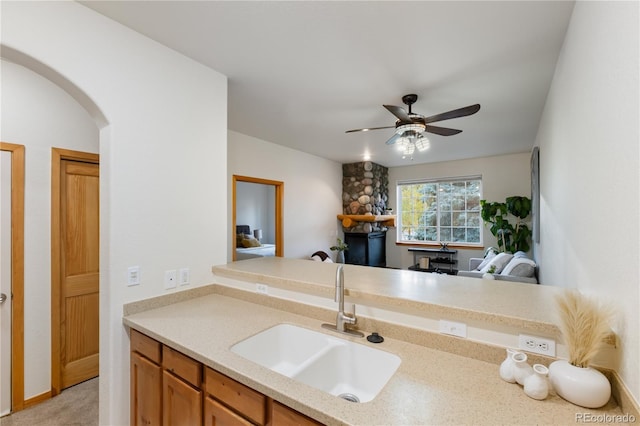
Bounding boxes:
228 131 343 261
387 152 532 270
0 59 99 399
2 2 228 424
535 1 639 403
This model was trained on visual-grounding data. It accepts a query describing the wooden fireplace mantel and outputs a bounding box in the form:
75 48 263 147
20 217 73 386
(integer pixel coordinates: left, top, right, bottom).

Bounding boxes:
337 214 396 228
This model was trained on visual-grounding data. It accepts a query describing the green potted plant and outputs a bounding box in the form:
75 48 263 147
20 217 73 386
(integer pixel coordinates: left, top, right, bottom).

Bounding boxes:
330 238 348 263
480 196 532 253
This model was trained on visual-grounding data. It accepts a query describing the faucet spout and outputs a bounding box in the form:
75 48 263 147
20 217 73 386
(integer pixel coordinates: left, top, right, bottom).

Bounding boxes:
335 264 344 305
322 264 364 337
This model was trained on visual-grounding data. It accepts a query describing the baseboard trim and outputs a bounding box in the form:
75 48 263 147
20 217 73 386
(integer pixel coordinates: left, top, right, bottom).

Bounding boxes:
23 390 52 408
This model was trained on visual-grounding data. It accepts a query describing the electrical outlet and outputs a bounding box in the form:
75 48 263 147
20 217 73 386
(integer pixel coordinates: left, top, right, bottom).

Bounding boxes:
518 334 556 356
164 270 177 289
179 268 190 286
256 284 268 294
439 320 467 338
127 266 140 286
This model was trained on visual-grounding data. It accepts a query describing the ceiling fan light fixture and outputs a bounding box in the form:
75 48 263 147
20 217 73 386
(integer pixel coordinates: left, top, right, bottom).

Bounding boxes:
415 137 430 152
402 143 415 156
395 123 426 135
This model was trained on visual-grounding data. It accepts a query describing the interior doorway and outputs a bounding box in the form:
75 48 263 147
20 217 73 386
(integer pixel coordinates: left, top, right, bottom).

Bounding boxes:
51 148 100 395
0 142 25 414
232 175 284 261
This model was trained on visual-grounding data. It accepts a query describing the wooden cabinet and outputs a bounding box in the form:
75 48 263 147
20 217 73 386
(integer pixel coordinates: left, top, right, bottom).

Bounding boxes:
272 401 322 426
162 346 202 426
204 396 253 426
130 329 324 426
163 371 202 426
204 367 266 425
131 352 162 426
131 330 162 426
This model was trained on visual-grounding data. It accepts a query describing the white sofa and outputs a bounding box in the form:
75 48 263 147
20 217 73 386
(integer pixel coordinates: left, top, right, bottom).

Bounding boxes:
457 249 538 284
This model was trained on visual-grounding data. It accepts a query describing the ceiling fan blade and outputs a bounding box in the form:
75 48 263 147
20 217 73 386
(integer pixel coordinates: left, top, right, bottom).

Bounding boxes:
383 105 412 122
425 125 463 136
345 125 396 133
423 104 481 124
385 133 402 145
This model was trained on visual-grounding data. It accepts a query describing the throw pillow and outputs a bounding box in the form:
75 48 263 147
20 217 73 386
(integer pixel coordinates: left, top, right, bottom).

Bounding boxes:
241 238 261 248
475 250 498 271
501 257 536 277
479 252 514 274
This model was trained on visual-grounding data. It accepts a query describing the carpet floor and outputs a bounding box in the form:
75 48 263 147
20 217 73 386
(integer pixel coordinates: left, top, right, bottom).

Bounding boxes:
0 377 98 426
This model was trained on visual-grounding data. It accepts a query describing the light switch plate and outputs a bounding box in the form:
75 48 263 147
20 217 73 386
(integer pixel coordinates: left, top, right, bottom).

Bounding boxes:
179 268 190 286
127 266 140 286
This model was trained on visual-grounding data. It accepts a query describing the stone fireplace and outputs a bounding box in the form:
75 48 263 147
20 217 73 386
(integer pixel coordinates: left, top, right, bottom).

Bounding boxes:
340 161 390 267
341 161 390 233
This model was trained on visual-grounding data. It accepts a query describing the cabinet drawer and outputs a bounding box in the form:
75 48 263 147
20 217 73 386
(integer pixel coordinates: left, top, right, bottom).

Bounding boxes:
272 401 323 426
131 329 161 364
205 367 267 426
204 396 253 426
163 345 202 388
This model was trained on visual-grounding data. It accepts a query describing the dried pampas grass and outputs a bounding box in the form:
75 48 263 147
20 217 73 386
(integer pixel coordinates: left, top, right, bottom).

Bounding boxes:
555 289 614 368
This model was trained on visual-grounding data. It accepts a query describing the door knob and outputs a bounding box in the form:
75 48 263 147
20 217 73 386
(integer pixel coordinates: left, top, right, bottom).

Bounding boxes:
0 293 6 304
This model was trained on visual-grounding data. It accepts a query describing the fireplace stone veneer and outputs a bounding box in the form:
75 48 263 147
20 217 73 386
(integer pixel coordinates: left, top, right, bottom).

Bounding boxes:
341 161 389 233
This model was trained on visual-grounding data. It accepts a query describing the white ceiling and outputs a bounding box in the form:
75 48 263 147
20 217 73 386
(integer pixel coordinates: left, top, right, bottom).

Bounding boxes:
80 1 575 168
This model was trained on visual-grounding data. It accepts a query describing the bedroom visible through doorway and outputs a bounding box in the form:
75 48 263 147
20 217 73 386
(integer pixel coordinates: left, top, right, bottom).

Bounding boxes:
232 175 283 261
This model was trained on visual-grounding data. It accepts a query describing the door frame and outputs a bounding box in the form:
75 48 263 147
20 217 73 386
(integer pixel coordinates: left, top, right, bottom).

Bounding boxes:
0 142 25 413
50 148 99 396
232 175 284 261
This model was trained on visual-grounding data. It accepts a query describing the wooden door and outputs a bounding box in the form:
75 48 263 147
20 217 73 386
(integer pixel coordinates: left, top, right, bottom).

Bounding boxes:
163 371 202 426
131 352 162 426
59 159 99 389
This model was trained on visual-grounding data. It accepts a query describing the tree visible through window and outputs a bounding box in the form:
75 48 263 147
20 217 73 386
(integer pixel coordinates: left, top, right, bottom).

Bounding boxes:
397 177 482 245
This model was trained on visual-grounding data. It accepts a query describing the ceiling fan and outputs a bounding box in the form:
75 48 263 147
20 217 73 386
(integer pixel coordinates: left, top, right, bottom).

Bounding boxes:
346 94 480 158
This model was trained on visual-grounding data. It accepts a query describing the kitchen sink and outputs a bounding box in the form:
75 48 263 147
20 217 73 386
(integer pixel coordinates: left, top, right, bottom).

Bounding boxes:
230 323 401 403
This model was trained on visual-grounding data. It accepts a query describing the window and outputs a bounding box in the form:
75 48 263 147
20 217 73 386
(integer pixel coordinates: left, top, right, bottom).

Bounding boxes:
397 177 482 246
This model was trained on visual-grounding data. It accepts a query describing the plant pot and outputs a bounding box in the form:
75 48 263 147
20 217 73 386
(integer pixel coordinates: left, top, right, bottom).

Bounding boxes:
548 360 611 408
335 251 345 264
512 351 533 385
524 364 549 400
499 348 518 383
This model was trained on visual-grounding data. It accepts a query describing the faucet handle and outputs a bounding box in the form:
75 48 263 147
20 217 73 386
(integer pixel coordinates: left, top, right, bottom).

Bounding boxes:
345 303 358 323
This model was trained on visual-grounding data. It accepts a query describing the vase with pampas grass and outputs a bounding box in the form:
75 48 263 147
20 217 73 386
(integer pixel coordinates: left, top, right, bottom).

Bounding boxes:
549 289 614 408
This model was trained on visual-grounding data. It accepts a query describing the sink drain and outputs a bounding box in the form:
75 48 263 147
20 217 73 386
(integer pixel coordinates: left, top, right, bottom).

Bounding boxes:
338 393 360 403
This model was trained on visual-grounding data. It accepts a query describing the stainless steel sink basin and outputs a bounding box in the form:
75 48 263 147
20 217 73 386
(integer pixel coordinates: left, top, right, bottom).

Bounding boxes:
230 323 401 402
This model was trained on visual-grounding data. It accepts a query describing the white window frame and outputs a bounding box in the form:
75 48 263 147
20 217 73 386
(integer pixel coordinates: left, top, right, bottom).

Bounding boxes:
395 175 483 247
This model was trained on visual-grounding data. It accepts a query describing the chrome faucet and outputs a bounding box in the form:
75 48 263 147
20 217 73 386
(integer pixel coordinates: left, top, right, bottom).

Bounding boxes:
322 265 364 337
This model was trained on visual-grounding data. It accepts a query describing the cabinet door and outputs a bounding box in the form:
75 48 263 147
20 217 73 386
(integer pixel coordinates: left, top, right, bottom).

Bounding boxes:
203 396 252 426
271 401 323 426
131 352 162 426
163 370 202 426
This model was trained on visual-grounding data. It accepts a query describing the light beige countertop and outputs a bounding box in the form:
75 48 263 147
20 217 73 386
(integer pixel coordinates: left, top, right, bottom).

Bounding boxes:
212 257 564 336
123 287 627 425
